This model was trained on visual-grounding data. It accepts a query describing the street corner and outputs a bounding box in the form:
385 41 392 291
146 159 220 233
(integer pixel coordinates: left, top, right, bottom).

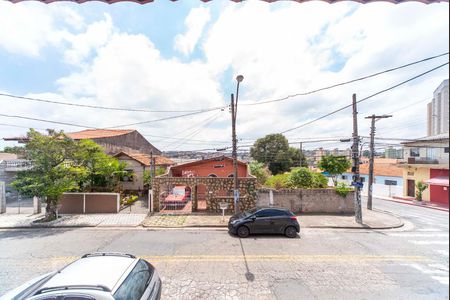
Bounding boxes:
361 209 405 230
142 214 188 228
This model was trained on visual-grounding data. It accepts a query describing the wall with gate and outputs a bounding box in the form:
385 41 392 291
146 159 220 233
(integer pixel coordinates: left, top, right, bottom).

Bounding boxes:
152 176 257 213
59 192 120 214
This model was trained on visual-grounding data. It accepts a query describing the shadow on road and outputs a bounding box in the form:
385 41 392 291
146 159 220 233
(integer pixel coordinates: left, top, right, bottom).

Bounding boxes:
239 238 255 282
0 228 77 240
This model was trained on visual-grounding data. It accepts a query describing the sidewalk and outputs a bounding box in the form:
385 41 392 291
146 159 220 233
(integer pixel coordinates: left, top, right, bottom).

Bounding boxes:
0 213 147 228
377 195 449 212
142 208 403 230
0 209 402 230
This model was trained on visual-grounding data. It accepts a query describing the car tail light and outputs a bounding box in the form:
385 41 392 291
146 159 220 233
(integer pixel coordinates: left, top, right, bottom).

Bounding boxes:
290 216 297 221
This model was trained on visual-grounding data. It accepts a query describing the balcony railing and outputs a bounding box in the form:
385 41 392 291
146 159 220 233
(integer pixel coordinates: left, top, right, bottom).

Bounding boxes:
402 157 440 165
0 160 33 171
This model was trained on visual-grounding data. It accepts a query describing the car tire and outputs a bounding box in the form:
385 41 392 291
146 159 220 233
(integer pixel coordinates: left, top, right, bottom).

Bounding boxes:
285 226 297 238
237 226 250 238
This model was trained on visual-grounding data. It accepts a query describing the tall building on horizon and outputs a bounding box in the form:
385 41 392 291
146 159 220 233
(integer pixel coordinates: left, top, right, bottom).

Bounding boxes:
427 79 449 136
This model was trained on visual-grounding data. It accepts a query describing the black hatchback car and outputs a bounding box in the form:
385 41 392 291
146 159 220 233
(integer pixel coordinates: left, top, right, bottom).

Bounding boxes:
228 207 300 238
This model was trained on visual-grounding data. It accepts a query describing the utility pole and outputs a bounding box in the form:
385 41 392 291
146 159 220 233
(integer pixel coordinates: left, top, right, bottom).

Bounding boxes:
352 94 362 224
365 114 392 210
231 75 244 214
299 142 303 166
231 94 239 214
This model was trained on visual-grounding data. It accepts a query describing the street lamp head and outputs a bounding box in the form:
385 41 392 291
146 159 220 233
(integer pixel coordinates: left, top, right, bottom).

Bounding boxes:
236 75 244 83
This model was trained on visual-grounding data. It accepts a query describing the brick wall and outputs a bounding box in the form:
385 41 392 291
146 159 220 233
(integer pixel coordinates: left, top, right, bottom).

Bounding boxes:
257 188 355 214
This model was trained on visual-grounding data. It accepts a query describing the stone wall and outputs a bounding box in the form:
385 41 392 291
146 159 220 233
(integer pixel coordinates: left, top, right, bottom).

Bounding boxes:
152 176 257 213
257 188 355 214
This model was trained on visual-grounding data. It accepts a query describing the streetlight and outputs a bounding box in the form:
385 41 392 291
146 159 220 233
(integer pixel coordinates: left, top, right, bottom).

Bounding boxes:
232 75 244 213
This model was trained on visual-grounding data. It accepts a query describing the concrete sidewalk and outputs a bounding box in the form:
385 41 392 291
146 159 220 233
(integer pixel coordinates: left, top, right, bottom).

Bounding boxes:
0 213 147 228
0 209 402 230
142 209 403 230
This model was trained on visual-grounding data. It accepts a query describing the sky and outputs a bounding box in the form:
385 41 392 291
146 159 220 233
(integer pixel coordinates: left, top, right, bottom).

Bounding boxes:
0 0 449 153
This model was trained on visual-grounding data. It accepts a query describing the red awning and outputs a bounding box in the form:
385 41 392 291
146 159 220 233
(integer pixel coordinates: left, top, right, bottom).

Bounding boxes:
7 0 448 4
425 176 449 187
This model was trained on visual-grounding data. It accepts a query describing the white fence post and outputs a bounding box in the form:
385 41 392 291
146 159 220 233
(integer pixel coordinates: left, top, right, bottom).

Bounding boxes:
149 189 153 213
33 196 41 214
0 182 5 214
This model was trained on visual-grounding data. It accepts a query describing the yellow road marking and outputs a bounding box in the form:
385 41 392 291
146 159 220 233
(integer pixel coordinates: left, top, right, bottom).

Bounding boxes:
29 254 428 264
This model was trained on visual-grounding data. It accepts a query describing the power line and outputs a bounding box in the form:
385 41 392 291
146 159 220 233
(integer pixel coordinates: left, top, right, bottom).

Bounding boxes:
0 113 92 129
240 52 449 106
0 92 220 113
281 62 449 134
106 106 226 128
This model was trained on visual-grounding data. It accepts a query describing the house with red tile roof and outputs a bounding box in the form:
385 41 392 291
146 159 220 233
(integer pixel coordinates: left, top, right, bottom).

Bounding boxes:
114 152 175 191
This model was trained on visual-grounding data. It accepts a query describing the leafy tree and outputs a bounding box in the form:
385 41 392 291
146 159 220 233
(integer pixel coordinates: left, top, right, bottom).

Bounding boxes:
289 167 312 188
2 146 25 156
72 140 126 192
317 155 351 186
249 161 271 186
12 130 79 221
250 134 306 175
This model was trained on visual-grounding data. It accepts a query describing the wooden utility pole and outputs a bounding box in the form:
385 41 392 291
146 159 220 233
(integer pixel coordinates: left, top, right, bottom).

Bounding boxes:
231 94 239 214
365 114 392 210
352 94 362 224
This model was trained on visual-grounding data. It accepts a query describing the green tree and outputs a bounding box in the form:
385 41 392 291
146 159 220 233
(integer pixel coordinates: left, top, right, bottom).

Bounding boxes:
250 134 306 175
143 167 167 188
265 173 292 189
289 167 312 188
317 155 351 186
2 146 25 156
12 130 79 221
249 161 271 186
72 140 126 192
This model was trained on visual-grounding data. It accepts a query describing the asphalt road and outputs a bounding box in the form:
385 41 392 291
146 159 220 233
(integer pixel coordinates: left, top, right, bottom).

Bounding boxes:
0 197 448 300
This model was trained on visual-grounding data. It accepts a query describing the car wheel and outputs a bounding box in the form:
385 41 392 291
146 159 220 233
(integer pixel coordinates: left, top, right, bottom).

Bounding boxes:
237 226 250 238
285 226 297 238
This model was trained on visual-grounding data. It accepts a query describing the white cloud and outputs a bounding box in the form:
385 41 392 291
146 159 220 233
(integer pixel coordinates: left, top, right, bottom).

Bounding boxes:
1 1 449 152
174 7 211 56
0 2 82 57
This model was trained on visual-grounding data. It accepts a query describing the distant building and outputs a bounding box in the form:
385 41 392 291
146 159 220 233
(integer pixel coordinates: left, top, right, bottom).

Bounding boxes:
427 79 449 136
385 147 403 159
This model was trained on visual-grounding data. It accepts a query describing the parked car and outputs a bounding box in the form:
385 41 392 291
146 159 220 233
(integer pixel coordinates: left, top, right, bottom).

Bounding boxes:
0 252 161 300
228 207 300 238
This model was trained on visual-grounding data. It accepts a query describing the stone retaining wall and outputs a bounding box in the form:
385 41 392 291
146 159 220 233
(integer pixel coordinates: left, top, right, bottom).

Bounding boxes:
257 188 355 214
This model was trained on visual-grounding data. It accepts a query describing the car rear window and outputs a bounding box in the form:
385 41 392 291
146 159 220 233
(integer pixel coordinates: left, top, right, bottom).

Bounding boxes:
114 260 154 300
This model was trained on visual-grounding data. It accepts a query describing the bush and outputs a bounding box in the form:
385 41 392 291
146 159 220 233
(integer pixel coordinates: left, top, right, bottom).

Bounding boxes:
249 161 271 186
265 173 292 189
121 195 139 206
311 172 328 188
335 182 353 198
289 167 312 188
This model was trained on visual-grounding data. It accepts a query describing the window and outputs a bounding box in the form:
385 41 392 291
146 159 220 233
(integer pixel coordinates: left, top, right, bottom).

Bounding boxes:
213 164 224 168
114 260 153 300
342 175 348 180
228 174 234 178
208 174 218 177
409 148 420 157
360 177 366 182
266 209 288 217
445 147 449 153
255 209 272 218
